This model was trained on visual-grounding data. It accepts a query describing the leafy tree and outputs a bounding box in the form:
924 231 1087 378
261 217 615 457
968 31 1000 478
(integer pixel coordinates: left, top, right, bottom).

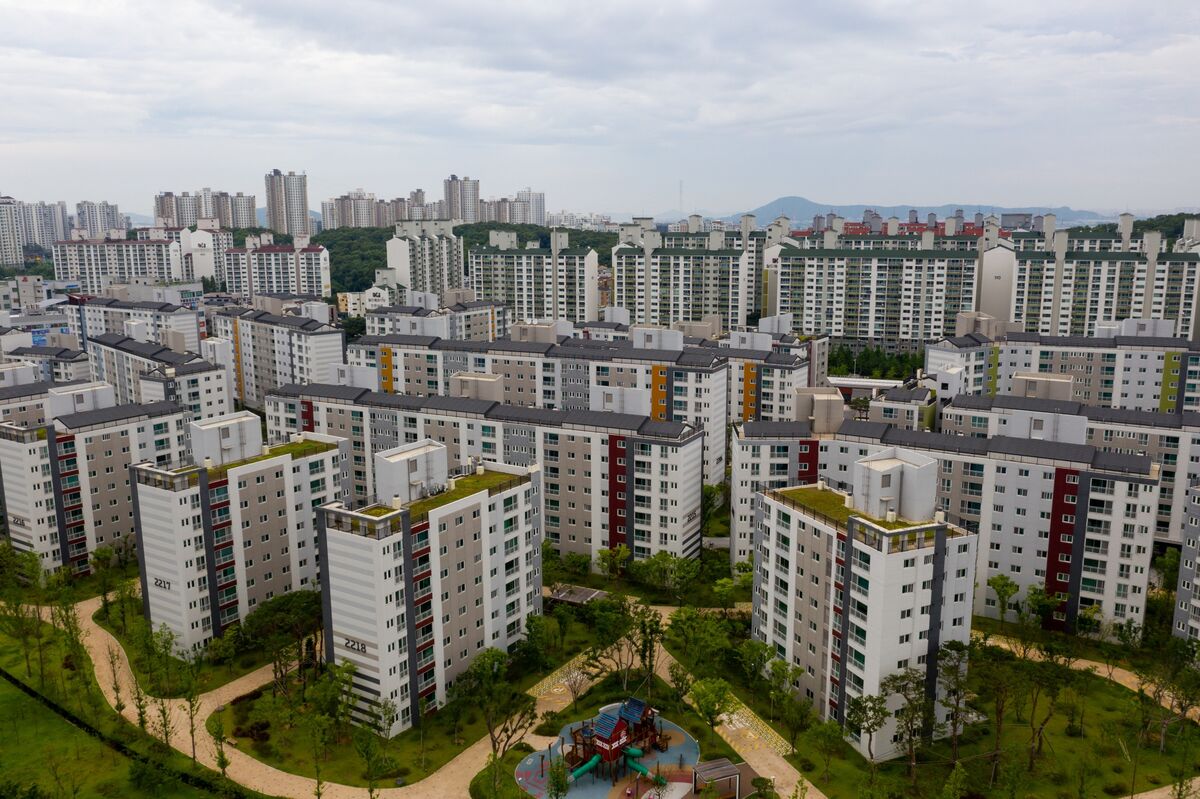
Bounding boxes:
90 545 116 618
182 665 202 761
306 712 333 799
712 578 737 617
942 762 969 799
668 660 694 703
242 590 323 698
1157 547 1182 592
353 722 387 799
205 633 236 672
779 692 815 754
546 757 570 799
340 316 366 341
585 596 639 690
937 640 971 762
596 545 630 579
806 720 844 781
881 667 941 785
1024 653 1070 770
461 648 538 794
845 693 890 776
765 658 802 721
700 484 728 537
988 573 1019 631
691 677 735 732
737 639 773 688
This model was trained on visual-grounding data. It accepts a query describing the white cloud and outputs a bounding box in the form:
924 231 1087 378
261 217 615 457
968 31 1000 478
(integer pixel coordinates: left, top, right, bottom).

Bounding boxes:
0 0 1198 214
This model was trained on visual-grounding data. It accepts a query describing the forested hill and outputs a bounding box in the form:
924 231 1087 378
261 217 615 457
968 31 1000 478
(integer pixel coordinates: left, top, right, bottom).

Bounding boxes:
315 223 618 294
1069 212 1198 240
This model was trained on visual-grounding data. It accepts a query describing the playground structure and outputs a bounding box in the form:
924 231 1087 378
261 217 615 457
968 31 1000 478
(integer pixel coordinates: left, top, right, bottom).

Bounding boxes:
564 698 669 786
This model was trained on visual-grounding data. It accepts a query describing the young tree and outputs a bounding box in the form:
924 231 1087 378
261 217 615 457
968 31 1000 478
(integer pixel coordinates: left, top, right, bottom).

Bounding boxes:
942 762 969 799
937 640 971 763
1024 656 1069 770
845 693 889 777
461 648 538 795
630 601 663 688
204 633 236 673
737 639 773 689
564 668 589 711
131 677 148 732
305 712 333 799
353 724 386 799
806 720 843 782
691 677 735 732
546 757 570 799
210 711 230 777
585 596 639 690
766 659 802 721
668 660 694 704
0 595 38 678
988 574 1019 632
779 693 815 754
153 694 175 747
712 578 737 618
881 667 941 785
106 645 126 714
183 667 202 761
90 545 116 619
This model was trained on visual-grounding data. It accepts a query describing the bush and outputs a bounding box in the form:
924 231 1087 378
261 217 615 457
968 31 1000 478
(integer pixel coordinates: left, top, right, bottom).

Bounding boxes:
1103 783 1126 797
1146 774 1162 785
797 758 816 772
1111 763 1124 774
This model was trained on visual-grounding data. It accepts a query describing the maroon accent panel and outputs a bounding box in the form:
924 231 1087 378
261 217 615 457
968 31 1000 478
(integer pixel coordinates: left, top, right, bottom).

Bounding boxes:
1045 467 1079 632
796 439 819 484
607 435 627 550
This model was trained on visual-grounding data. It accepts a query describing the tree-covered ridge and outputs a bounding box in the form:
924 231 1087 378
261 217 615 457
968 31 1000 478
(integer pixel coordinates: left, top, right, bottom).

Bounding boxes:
1070 212 1199 240
315 222 618 295
828 346 924 379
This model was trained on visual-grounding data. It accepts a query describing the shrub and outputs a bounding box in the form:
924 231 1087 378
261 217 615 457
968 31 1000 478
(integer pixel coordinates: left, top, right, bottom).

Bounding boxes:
1111 763 1124 774
797 758 816 772
1102 783 1126 797
1146 774 1162 785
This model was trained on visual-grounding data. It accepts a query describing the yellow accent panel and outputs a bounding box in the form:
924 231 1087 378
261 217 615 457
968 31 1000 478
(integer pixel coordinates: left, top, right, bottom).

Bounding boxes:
379 346 395 394
743 362 758 422
650 365 668 421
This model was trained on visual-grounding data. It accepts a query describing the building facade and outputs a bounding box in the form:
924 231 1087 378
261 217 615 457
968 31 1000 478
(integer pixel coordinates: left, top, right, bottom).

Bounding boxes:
468 230 599 323
264 169 310 236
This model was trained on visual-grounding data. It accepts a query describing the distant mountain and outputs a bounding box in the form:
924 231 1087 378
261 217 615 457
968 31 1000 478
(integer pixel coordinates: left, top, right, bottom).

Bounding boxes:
725 196 1108 225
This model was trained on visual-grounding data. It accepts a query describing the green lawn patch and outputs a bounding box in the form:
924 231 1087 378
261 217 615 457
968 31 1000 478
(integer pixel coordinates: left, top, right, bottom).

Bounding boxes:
94 592 272 698
469 742 535 799
551 548 750 608
407 469 528 520
771 485 916 530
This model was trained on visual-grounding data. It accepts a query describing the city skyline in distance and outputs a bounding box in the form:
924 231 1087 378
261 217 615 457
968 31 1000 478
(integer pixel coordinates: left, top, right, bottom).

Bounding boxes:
2 1 1199 217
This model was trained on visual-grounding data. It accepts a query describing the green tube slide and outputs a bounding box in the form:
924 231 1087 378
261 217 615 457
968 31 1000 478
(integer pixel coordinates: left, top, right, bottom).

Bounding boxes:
623 749 665 785
569 754 601 782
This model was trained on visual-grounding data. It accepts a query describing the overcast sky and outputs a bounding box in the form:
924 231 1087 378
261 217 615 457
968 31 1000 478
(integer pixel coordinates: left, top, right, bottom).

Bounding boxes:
2 0 1198 217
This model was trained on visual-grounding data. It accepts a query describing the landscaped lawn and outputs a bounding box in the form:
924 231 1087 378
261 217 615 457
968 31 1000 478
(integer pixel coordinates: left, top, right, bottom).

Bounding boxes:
553 548 750 608
207 608 600 787
94 592 272 697
469 742 535 799
0 616 272 799
0 676 208 798
788 667 1199 799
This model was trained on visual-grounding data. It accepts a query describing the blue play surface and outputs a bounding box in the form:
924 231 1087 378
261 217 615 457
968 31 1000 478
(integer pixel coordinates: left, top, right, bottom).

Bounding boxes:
514 703 700 799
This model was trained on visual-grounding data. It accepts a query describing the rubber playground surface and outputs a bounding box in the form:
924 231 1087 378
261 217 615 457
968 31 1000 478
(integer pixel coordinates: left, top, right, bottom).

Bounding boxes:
514 704 700 799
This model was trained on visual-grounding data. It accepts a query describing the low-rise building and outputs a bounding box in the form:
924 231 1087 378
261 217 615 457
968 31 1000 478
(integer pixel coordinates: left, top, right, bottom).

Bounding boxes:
365 298 509 341
4 345 90 382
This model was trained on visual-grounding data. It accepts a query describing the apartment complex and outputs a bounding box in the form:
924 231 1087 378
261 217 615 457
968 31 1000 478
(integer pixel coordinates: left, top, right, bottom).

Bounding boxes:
68 297 204 352
320 440 541 734
321 189 380 230
764 238 979 347
133 415 347 653
222 236 331 301
266 383 705 563
88 332 231 418
925 325 1200 411
384 220 466 299
345 331 730 483
74 201 124 238
6 345 90 382
264 169 310 236
365 299 510 341
823 421 1160 629
338 286 392 318
52 237 185 294
154 190 257 229
14 200 70 250
207 309 345 409
751 449 976 760
0 399 190 575
468 230 599 323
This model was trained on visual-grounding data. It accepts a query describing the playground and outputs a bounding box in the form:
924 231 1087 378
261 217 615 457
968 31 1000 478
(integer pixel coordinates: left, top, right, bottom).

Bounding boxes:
514 698 702 799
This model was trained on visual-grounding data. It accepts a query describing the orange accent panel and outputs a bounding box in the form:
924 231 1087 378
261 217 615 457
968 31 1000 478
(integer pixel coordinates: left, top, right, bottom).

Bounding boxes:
742 362 758 422
650 365 668 421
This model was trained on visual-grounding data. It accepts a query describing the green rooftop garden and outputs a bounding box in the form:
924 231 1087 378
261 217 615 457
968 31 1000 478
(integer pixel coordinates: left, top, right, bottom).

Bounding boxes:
207 439 338 478
406 469 526 520
357 504 399 517
772 485 917 530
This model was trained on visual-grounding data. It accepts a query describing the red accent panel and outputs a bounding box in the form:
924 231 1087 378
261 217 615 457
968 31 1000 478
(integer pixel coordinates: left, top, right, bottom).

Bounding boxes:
607 435 627 550
300 400 315 433
1044 467 1079 632
796 440 819 485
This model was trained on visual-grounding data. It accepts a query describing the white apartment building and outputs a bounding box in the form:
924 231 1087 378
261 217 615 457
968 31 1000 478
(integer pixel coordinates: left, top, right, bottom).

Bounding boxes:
0 196 21 268
1173 483 1200 641
365 299 510 341
133 417 347 653
266 384 705 564
824 420 1160 630
384 220 466 299
5 345 90 382
515 188 546 226
345 332 730 484
468 230 599 323
206 309 345 409
87 332 230 418
52 238 185 294
15 200 70 250
338 286 392 318
443 175 479 224
763 239 979 347
222 237 331 301
69 297 203 352
319 440 541 735
752 448 977 760
0 398 190 575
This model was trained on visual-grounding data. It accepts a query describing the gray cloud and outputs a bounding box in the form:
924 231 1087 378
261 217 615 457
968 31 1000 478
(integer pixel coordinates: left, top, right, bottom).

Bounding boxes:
1 0 1198 215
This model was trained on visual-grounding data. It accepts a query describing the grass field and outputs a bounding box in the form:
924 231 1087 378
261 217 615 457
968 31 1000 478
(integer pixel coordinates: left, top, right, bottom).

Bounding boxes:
0 677 208 798
94 593 272 698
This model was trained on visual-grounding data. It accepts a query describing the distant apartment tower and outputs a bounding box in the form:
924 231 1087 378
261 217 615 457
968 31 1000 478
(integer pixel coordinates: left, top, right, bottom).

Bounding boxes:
52 238 184 294
0 195 20 267
752 448 977 760
516 188 546 226
75 201 124 238
384 220 466 298
16 200 70 249
443 174 479 224
321 189 378 230
468 230 599 322
319 440 542 735
264 169 310 235
0 396 191 575
133 413 348 653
